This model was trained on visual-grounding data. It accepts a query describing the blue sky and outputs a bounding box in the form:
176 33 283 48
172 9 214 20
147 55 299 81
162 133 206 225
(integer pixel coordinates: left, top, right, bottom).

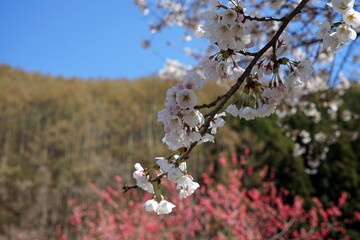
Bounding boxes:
0 0 204 79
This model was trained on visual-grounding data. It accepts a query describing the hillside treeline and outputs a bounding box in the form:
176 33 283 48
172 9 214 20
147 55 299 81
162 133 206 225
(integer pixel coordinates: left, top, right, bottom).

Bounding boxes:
0 65 233 238
0 65 359 238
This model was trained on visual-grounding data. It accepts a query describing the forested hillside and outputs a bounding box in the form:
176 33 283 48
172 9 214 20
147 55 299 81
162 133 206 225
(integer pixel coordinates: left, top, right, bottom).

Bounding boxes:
0 65 359 238
0 65 230 238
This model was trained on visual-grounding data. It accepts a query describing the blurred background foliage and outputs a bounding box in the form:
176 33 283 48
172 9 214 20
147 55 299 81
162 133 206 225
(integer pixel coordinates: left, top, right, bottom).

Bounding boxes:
0 65 359 238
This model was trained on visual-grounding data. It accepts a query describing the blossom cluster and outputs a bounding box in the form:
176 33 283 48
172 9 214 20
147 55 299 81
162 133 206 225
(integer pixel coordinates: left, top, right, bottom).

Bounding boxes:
155 157 200 199
157 70 226 151
194 1 314 120
133 156 200 214
196 1 251 51
225 58 313 120
316 0 359 53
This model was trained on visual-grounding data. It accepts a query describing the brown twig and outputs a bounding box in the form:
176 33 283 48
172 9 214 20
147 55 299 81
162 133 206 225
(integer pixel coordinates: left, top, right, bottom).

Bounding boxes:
123 172 167 193
149 172 167 183
244 15 286 22
293 38 321 47
123 185 138 193
238 50 258 57
194 95 225 109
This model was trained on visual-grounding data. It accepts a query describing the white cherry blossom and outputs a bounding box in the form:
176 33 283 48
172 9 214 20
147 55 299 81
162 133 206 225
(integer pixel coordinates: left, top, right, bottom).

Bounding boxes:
201 59 220 81
210 113 226 134
183 72 205 90
230 66 245 79
257 104 276 118
155 200 176 215
220 9 237 25
166 86 180 103
336 24 357 43
239 107 257 120
133 163 154 193
200 133 215 143
156 157 173 173
177 175 200 199
231 23 246 37
297 60 313 78
322 32 340 53
287 71 304 87
343 9 360 29
144 199 159 212
262 87 284 105
167 167 184 182
190 131 202 142
330 0 354 14
176 89 197 109
216 61 231 79
226 104 239 117
315 20 331 39
182 110 204 128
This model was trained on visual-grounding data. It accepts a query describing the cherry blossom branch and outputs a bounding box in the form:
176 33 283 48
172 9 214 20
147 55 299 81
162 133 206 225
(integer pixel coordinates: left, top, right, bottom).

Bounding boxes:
124 0 312 195
179 141 198 160
177 0 311 166
125 0 312 197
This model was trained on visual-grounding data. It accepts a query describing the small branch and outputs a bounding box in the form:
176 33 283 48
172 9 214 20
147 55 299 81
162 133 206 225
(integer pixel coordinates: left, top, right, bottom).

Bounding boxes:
238 50 258 57
293 38 321 47
244 15 286 22
194 95 225 109
176 141 198 162
149 172 167 183
272 40 277 63
122 185 138 193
